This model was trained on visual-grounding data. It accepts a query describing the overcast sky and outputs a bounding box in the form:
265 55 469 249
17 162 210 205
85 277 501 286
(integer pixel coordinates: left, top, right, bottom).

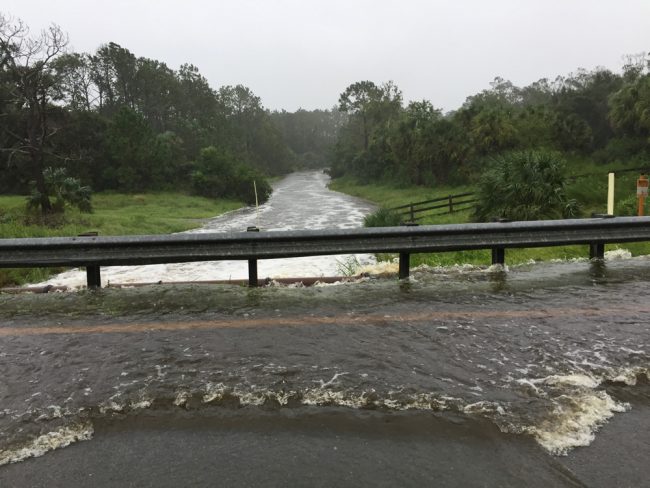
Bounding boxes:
4 1 650 112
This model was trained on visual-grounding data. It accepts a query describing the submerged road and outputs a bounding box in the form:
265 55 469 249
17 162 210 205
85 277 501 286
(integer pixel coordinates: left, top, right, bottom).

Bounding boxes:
1 304 649 337
2 406 650 487
0 321 648 487
1 258 650 487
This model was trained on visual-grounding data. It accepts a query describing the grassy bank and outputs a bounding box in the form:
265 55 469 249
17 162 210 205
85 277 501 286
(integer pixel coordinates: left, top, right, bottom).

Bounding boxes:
329 173 650 268
0 193 244 286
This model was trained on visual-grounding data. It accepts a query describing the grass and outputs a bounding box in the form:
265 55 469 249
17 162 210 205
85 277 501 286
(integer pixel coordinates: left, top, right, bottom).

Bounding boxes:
329 176 474 210
0 192 244 286
329 170 650 267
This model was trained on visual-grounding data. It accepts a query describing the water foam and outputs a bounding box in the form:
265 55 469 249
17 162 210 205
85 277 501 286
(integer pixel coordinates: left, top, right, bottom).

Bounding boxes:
0 422 93 466
7 366 646 463
604 248 632 260
524 391 628 455
534 373 601 389
514 370 637 455
607 367 650 385
357 260 399 276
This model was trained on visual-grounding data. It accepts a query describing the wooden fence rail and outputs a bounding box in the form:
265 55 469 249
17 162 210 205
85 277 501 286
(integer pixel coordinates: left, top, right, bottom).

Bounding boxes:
390 192 476 221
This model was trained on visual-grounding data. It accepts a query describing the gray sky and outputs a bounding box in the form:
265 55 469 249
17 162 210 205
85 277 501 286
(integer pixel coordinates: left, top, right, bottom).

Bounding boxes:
4 0 650 112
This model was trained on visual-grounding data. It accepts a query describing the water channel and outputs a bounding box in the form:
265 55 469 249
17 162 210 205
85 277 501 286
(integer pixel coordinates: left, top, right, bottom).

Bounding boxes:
36 171 377 288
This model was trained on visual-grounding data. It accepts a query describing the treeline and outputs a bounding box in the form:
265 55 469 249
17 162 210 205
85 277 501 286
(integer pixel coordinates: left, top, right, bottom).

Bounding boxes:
330 54 650 186
271 108 346 168
0 15 297 212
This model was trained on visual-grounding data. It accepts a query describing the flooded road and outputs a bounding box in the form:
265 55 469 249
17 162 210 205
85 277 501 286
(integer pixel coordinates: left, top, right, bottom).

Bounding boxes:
1 170 649 486
1 258 650 486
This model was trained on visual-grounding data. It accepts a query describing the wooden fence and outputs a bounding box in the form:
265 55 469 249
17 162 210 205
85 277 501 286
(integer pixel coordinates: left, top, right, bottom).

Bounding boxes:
389 167 650 222
390 192 477 222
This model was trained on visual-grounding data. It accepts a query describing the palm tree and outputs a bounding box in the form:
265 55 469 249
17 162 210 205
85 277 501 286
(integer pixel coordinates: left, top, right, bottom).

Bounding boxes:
474 150 577 221
28 167 92 214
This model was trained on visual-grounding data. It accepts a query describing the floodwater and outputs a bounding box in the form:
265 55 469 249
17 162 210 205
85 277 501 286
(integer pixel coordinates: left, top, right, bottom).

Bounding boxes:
36 171 377 288
1 172 649 487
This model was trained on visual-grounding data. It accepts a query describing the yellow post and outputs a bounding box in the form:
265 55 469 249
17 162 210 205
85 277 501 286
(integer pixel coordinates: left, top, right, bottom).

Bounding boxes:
607 173 615 215
637 175 648 216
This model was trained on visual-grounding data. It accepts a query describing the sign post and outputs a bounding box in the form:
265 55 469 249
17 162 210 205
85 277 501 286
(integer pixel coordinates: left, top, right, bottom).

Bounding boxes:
637 175 649 216
607 173 615 215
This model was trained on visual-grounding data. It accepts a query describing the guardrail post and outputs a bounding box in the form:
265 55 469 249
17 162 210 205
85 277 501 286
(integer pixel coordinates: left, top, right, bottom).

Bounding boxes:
78 232 101 289
399 222 418 279
491 248 505 266
247 226 260 287
589 243 605 260
398 252 410 279
86 265 101 289
490 218 509 266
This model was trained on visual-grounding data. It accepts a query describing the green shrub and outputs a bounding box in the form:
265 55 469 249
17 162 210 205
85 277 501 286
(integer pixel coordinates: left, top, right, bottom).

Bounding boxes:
474 150 576 221
364 207 402 227
615 195 640 216
27 167 92 214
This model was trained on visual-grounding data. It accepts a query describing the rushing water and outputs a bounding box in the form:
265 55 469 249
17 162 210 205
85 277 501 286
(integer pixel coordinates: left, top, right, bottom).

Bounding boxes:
35 171 377 288
1 172 649 486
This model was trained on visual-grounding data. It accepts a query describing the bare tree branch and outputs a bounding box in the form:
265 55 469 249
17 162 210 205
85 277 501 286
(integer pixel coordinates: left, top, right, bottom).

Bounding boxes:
0 15 69 213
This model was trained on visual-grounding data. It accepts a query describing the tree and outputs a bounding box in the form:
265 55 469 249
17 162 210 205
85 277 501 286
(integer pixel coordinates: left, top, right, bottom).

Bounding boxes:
104 106 155 190
333 80 403 179
270 108 346 168
338 80 402 152
388 100 443 184
609 74 650 138
190 146 271 204
0 14 69 213
217 84 294 175
54 52 98 111
550 69 622 152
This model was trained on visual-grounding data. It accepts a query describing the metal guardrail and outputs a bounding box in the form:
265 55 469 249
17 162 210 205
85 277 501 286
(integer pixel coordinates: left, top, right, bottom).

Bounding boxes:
390 192 476 221
1 216 650 288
